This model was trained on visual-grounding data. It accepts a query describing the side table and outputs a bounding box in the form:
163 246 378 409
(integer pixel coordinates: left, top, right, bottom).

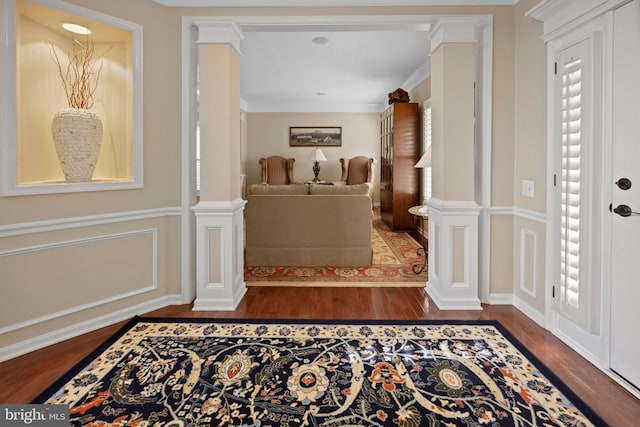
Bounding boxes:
408 205 429 274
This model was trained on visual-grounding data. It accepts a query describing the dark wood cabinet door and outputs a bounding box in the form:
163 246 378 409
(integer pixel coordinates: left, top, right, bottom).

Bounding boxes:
380 102 419 231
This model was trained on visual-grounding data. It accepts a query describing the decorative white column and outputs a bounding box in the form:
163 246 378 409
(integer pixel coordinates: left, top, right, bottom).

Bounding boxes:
192 21 246 310
427 199 481 309
192 200 246 310
427 18 483 310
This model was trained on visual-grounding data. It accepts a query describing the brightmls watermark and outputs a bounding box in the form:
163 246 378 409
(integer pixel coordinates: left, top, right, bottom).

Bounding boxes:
1 405 68 426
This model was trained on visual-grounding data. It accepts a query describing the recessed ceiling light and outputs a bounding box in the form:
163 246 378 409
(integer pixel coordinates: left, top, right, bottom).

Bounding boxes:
312 36 329 45
61 23 92 35
316 92 327 96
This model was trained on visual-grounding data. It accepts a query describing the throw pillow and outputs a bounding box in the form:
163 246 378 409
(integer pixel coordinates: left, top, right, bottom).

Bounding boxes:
309 183 370 195
247 184 309 195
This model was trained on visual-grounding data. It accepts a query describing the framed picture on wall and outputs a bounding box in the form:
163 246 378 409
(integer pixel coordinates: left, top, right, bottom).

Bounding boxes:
289 127 342 147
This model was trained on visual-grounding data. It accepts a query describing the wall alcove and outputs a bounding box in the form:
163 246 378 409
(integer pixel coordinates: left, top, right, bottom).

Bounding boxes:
1 0 143 195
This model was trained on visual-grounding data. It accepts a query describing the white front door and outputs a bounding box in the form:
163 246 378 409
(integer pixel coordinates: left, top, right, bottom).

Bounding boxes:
610 0 640 390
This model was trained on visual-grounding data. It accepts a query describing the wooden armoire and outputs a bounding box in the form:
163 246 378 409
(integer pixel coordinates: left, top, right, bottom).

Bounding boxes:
380 102 420 231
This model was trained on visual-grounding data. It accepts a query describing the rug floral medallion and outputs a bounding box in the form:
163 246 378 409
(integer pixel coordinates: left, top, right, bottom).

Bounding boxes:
34 318 605 427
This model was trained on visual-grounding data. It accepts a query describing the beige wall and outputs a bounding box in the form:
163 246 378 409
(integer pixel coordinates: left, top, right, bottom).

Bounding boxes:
511 0 547 310
1 0 183 350
410 77 432 202
514 0 547 214
490 215 515 295
246 112 380 202
0 0 551 354
409 77 432 109
431 42 477 202
199 43 242 202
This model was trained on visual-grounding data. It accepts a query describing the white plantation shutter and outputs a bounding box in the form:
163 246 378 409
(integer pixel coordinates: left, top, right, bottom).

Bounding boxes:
423 100 432 202
558 41 590 327
196 123 201 192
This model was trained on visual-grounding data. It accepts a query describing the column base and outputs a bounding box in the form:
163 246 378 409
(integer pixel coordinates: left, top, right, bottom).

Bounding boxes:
192 199 246 311
427 198 482 310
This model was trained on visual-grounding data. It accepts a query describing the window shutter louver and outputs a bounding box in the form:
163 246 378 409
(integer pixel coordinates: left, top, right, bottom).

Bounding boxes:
423 102 432 202
559 51 588 325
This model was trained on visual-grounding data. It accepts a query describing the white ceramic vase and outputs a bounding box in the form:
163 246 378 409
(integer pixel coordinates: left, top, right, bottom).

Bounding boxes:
51 108 103 182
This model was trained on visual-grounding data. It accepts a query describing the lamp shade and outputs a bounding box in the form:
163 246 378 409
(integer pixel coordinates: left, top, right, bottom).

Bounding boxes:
415 145 432 168
308 147 327 162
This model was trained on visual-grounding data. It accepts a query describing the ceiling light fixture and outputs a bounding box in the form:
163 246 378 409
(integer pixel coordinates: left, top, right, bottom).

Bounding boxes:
61 23 92 35
312 36 329 45
316 92 326 96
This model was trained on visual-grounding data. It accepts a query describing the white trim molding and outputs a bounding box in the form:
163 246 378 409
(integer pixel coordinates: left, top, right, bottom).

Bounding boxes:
0 0 144 196
513 294 546 328
154 0 519 6
429 16 486 53
0 294 183 363
192 199 247 310
0 207 181 238
519 229 538 298
491 206 547 223
526 0 629 41
194 19 245 54
0 229 158 334
528 0 640 400
426 198 482 310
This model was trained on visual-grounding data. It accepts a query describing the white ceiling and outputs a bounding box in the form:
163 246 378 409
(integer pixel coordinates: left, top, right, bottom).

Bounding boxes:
154 0 518 112
154 1 518 6
239 28 432 112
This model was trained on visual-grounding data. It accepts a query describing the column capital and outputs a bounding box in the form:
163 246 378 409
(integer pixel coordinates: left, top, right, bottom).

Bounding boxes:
429 17 485 54
194 20 244 55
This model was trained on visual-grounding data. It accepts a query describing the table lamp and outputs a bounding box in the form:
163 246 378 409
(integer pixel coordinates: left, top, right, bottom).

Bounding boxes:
308 147 327 182
415 145 432 213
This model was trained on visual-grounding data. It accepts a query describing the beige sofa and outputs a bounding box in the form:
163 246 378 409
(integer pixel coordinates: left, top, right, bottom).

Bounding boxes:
245 183 373 266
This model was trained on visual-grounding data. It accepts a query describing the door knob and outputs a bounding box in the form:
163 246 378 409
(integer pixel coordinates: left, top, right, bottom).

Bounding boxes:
613 204 640 217
616 178 632 190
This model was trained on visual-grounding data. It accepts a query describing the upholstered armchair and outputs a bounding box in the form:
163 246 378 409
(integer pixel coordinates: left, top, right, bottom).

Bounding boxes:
259 156 297 185
339 156 375 200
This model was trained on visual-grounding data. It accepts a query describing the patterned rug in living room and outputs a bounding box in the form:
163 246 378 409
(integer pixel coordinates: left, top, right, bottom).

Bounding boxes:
33 317 606 427
245 216 428 286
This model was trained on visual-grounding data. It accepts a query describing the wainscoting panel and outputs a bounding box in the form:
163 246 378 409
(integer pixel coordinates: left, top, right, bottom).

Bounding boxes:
0 229 157 333
208 228 222 285
452 226 466 285
432 223 439 279
426 199 481 310
520 229 537 298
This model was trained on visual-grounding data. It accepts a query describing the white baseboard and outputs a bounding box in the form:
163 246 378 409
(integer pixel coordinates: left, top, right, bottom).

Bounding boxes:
0 294 183 363
486 293 513 305
513 295 546 327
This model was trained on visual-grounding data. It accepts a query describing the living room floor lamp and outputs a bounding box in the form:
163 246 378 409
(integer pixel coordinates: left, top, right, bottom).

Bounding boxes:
308 147 327 182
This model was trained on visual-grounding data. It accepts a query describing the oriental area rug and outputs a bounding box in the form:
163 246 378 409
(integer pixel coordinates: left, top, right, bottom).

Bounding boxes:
245 216 428 286
33 317 606 427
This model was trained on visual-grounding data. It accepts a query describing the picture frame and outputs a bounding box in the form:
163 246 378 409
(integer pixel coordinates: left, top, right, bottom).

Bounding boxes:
289 127 342 147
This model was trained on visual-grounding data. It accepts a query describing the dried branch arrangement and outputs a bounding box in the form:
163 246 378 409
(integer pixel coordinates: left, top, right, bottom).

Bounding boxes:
49 35 112 110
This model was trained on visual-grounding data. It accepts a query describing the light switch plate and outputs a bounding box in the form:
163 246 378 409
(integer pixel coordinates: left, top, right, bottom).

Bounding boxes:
522 180 534 198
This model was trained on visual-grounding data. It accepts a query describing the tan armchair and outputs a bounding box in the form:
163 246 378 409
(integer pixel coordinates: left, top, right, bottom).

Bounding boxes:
259 156 297 185
339 156 375 200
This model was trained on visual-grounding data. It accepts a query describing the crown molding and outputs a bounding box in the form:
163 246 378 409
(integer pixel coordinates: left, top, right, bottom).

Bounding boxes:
402 58 431 94
153 0 518 7
526 0 629 40
429 16 485 53
244 101 386 113
194 19 244 54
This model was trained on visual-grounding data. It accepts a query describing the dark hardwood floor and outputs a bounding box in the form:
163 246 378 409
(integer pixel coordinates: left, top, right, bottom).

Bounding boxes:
1 286 638 426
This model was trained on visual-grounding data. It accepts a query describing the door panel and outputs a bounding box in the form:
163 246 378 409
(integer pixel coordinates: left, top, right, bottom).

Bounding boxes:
555 39 592 330
611 0 640 390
